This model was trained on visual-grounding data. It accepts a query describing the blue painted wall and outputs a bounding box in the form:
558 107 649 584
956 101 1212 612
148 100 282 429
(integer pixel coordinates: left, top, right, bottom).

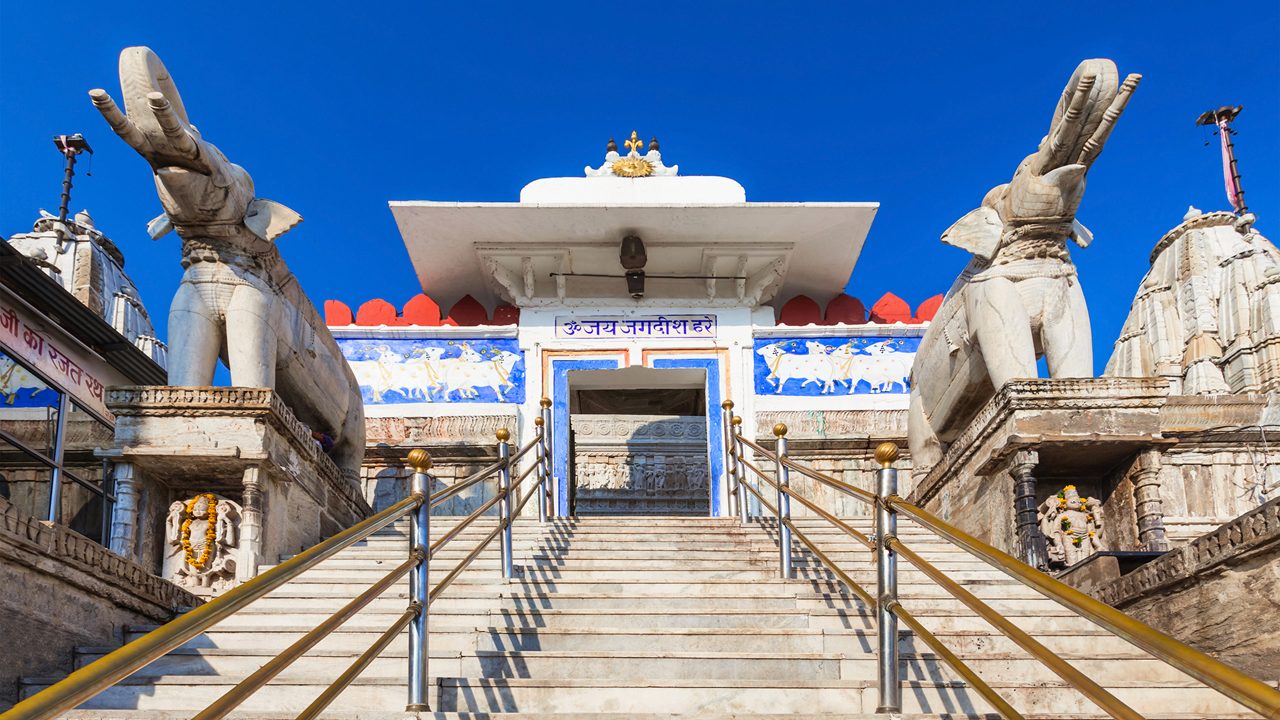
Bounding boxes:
753 336 920 396
338 338 525 404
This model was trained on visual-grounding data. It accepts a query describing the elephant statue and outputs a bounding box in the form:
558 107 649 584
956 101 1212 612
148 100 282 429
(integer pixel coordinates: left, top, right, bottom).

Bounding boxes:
90 47 366 483
908 59 1141 473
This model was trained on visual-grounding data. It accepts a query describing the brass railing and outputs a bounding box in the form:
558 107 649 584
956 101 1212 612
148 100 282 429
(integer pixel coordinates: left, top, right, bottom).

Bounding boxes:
721 400 1280 720
5 399 556 720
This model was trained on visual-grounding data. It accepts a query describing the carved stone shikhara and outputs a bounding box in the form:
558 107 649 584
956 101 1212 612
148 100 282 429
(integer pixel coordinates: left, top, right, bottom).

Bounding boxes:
909 59 1142 473
164 493 241 593
89 47 365 483
1038 485 1103 567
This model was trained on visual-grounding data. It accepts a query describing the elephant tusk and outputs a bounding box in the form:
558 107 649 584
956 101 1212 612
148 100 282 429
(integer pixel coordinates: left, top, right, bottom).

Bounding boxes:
147 92 199 159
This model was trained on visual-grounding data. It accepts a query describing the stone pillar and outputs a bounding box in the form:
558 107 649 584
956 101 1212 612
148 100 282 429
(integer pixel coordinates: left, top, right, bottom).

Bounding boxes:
237 464 265 582
107 462 140 561
1133 450 1170 552
1009 449 1047 569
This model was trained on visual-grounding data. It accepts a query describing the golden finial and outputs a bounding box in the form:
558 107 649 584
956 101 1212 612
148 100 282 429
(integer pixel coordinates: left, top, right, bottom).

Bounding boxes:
406 448 432 472
732 415 742 426
540 397 553 408
721 399 734 410
773 423 788 437
496 428 511 443
624 131 643 152
875 442 900 468
534 416 544 427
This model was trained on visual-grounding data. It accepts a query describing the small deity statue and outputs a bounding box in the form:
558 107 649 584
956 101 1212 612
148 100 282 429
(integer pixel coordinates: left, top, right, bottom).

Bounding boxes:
1037 485 1103 567
165 493 241 592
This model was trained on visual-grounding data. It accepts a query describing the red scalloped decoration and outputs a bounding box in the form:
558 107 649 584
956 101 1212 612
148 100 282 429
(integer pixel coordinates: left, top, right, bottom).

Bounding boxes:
778 295 822 326
493 304 520 325
355 298 398 326
324 300 353 326
401 294 442 326
825 294 867 325
915 294 944 323
446 295 489 326
869 292 913 324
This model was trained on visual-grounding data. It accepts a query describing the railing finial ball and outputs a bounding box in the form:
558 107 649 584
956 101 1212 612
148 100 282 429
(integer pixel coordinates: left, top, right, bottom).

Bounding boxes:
539 397 553 408
721 399 734 410
407 448 432 472
773 423 788 438
496 428 511 443
731 415 742 426
875 441 899 468
533 416 544 427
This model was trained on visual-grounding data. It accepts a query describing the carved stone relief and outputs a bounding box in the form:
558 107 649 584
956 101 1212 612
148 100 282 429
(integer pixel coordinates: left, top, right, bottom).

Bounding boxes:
571 415 709 514
163 493 241 593
1038 485 1103 567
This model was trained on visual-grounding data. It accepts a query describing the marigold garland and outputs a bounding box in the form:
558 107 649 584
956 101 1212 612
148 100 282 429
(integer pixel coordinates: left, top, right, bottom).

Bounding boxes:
181 493 218 570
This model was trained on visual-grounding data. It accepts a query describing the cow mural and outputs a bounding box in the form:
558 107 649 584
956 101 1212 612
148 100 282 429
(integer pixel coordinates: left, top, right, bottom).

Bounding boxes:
753 337 918 396
339 339 525 404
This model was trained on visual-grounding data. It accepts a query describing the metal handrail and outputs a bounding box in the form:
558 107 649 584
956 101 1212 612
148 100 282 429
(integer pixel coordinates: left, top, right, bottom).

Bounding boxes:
887 536 1140 718
733 451 1018 716
429 458 505 507
295 602 419 720
5 492 425 719
779 456 877 505
193 550 423 719
727 416 1280 719
890 497 1280 718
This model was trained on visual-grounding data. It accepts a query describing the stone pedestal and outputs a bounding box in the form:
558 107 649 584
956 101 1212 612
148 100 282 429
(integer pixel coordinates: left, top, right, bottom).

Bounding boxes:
102 387 370 588
908 378 1171 562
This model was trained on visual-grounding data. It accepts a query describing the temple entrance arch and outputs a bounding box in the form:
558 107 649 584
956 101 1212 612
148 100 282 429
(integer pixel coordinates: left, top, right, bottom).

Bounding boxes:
565 366 710 515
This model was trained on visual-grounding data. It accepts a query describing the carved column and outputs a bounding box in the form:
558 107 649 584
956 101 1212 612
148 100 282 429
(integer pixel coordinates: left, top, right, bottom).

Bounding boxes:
107 462 140 561
1132 450 1170 552
237 464 265 582
1009 449 1047 569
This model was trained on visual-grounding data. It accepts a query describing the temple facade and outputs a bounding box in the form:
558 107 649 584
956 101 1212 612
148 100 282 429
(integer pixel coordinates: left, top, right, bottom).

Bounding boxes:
325 139 937 518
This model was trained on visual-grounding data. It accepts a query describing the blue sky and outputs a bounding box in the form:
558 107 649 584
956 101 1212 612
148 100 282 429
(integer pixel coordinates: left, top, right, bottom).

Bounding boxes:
2 1 1277 374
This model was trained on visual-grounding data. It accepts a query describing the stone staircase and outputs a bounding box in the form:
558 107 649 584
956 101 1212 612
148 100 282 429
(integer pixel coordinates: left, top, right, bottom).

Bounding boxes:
25 516 1266 718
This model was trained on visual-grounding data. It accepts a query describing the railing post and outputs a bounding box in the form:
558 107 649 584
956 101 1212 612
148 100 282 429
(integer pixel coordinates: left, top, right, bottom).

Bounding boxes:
772 423 792 579
540 397 554 518
732 416 749 523
497 428 513 579
874 441 902 714
534 416 548 524
406 449 432 712
721 400 739 519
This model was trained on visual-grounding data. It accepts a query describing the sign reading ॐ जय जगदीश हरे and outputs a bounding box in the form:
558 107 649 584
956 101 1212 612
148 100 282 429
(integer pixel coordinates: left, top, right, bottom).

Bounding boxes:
555 315 717 339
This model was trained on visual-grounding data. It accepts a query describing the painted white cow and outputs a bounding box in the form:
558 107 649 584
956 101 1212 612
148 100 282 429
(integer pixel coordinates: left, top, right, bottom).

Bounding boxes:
347 345 404 402
757 341 838 394
438 348 522 400
857 340 913 393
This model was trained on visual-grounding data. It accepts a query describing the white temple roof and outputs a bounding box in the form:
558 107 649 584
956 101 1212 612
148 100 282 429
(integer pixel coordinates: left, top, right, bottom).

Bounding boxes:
391 139 877 310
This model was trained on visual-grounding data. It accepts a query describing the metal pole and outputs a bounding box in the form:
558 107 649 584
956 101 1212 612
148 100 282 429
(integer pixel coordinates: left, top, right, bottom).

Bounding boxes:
406 449 432 712
732 416 749 524
875 441 901 714
534 417 547 524
47 393 70 523
497 429 513 579
540 397 554 518
772 423 792 579
721 400 738 519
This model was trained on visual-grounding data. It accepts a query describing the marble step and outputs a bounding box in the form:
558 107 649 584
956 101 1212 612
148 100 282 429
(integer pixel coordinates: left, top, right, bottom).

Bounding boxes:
69 646 1198 686
116 625 1155 657
29 675 1251 716
55 712 1262 720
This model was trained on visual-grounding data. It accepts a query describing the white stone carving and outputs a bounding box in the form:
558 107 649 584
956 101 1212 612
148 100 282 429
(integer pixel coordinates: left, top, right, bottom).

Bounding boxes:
1106 208 1280 395
1037 485 1103 567
89 47 365 482
164 493 241 592
909 58 1142 472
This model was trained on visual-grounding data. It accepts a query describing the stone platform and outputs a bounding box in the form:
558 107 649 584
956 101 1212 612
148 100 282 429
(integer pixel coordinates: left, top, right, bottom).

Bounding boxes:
908 378 1172 563
102 387 370 584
